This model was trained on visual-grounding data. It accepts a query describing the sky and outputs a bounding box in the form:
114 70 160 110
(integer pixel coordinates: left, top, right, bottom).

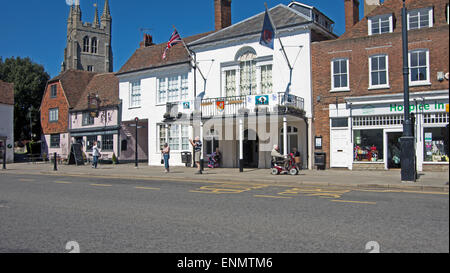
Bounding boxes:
0 0 368 78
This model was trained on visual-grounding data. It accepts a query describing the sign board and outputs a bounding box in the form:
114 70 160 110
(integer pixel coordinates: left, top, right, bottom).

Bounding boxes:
68 143 84 166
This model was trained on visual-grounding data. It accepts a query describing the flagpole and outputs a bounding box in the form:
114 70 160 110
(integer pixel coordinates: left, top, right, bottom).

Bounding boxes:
264 3 292 70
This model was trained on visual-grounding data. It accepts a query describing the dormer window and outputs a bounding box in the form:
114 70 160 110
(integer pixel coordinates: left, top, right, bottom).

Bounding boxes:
408 7 433 30
368 14 393 35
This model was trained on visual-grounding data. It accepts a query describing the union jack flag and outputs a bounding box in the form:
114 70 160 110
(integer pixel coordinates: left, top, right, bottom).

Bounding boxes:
162 29 183 60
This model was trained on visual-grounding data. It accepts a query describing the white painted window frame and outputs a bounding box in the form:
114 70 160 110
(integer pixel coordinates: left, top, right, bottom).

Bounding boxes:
407 7 433 30
330 58 350 92
369 55 390 90
368 14 393 36
129 80 142 108
409 49 431 87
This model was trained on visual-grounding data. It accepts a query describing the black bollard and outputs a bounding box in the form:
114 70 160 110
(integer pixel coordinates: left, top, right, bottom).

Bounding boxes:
53 152 58 171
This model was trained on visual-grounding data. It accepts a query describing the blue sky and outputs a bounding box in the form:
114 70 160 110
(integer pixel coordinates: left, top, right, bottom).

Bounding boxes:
0 0 367 78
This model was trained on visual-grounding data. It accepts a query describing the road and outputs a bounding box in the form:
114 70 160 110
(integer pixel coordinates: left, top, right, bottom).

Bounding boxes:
0 173 448 253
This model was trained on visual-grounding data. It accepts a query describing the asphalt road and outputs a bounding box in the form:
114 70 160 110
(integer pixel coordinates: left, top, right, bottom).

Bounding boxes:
0 173 448 253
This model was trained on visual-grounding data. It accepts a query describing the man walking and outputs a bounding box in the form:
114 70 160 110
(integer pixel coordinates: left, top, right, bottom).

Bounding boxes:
190 137 203 174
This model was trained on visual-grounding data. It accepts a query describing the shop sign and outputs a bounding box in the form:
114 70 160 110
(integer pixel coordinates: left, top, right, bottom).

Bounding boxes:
389 101 447 113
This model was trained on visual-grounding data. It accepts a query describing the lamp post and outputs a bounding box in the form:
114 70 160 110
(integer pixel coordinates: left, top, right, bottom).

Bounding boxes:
400 0 416 182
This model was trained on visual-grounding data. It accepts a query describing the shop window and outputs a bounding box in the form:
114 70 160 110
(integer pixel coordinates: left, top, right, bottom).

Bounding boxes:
424 127 449 162
86 136 98 151
353 130 384 162
102 134 114 151
50 134 60 148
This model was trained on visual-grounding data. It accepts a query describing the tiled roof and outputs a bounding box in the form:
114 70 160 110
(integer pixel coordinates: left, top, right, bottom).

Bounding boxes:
0 80 14 105
117 32 213 75
189 5 311 46
72 73 119 111
49 70 96 107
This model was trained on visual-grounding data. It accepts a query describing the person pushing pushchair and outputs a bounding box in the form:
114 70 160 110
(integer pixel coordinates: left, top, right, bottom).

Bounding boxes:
208 148 221 168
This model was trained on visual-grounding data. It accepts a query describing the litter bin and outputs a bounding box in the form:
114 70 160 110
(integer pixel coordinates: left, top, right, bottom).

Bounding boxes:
181 152 192 167
314 152 326 170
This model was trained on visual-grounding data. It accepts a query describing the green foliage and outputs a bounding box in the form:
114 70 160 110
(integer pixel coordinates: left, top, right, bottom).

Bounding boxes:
112 153 118 164
0 57 50 141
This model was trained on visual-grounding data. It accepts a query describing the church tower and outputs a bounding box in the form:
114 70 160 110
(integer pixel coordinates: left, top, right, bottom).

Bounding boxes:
62 0 113 73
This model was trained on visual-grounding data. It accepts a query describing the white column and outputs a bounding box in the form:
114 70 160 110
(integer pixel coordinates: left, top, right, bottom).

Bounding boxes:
283 116 288 156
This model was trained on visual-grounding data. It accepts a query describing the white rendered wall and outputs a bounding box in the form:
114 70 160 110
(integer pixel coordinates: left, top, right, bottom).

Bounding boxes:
0 104 14 163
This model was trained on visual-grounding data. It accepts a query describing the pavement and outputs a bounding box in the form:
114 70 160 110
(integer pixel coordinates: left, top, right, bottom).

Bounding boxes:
1 162 449 192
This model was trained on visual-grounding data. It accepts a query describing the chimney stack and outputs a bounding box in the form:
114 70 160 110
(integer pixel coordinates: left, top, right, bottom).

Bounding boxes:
364 0 381 17
140 34 154 48
215 0 232 31
344 0 360 32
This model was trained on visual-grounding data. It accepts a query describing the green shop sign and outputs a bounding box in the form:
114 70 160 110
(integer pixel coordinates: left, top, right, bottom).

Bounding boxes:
390 101 447 113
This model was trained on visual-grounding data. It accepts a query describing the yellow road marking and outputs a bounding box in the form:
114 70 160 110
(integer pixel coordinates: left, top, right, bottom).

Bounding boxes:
254 195 292 199
6 172 448 196
90 184 113 187
331 200 377 205
135 186 160 191
54 181 72 184
358 189 449 195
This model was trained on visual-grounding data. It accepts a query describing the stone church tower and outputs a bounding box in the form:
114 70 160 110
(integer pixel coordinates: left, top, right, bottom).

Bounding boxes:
62 0 113 73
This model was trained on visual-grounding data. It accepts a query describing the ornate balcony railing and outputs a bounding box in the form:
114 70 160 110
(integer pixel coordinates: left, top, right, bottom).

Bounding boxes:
200 92 305 118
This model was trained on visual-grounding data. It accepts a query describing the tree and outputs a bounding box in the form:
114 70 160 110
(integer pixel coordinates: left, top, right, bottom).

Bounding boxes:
0 57 50 141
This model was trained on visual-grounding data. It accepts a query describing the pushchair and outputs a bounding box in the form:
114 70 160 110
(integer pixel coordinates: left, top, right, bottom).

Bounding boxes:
208 152 221 168
271 153 299 176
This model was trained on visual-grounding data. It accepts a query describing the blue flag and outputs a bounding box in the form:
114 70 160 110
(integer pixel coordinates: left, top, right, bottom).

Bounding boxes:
260 9 275 49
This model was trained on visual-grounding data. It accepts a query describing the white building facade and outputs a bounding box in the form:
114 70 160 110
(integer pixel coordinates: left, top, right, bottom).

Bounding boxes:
117 2 336 169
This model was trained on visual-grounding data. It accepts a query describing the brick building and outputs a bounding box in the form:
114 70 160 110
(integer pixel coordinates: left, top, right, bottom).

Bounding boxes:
40 70 95 159
311 0 449 171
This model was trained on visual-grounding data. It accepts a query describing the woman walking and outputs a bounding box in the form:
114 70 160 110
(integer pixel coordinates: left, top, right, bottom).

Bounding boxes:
92 141 101 169
161 143 171 173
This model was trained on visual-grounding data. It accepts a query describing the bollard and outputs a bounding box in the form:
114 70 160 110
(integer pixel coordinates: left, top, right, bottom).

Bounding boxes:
53 152 58 171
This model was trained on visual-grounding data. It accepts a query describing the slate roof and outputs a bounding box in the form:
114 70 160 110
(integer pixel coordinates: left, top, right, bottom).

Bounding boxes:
0 80 14 105
49 70 96 108
72 73 119 111
117 32 213 75
189 4 312 46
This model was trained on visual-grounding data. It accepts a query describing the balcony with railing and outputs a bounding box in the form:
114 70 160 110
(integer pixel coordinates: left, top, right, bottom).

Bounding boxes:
164 92 305 121
200 92 305 118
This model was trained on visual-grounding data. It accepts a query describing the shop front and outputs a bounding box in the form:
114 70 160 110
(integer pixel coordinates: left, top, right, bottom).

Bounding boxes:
329 91 449 171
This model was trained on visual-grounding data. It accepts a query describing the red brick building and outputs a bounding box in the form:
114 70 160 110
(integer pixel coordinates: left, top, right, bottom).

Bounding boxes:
311 0 449 171
40 70 95 159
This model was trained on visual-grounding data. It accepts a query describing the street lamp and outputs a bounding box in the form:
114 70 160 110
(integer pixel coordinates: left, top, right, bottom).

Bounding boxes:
400 0 416 182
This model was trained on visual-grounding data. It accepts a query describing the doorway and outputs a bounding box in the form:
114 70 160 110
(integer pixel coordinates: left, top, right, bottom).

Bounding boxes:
243 129 259 168
387 132 402 169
